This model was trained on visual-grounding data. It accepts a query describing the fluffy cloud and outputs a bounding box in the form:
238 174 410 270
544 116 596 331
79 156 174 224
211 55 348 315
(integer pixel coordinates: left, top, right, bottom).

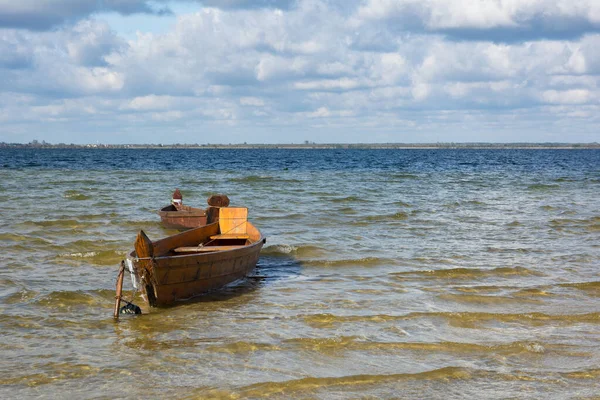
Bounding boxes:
200 0 297 10
356 0 600 41
0 0 168 30
0 20 126 96
0 0 296 30
0 0 599 144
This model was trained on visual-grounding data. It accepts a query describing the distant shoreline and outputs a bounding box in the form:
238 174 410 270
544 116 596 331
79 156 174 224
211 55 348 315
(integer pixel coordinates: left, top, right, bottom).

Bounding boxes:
1 142 599 150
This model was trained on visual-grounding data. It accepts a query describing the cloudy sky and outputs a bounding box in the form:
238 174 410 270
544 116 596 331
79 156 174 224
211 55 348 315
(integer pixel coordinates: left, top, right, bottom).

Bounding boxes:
1 0 599 144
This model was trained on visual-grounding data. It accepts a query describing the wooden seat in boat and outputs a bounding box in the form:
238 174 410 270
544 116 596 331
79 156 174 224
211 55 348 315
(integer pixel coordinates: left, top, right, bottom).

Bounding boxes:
173 208 251 253
173 245 246 253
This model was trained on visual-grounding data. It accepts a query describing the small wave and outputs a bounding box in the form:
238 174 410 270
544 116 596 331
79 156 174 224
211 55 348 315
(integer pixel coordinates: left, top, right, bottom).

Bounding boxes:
230 175 275 183
388 173 419 180
513 287 553 297
0 362 102 387
261 244 325 258
527 183 560 191
3 288 38 304
406 311 600 329
206 341 280 354
561 281 600 289
77 213 118 220
550 216 600 231
256 213 306 221
179 178 218 185
238 367 471 397
285 336 551 355
34 290 103 309
64 190 91 200
302 313 403 328
335 195 369 203
48 239 126 264
560 281 600 296
56 250 125 265
302 310 600 329
59 239 122 250
555 177 577 182
283 336 362 353
29 219 100 229
563 368 600 380
51 179 104 186
391 266 541 281
304 257 396 268
111 220 156 229
0 233 53 245
410 256 462 266
262 244 297 255
485 247 542 254
446 200 486 208
439 293 542 305
362 212 409 222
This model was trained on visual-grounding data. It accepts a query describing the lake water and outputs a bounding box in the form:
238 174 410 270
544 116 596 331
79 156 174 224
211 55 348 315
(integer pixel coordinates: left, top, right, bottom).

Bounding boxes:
1 148 599 399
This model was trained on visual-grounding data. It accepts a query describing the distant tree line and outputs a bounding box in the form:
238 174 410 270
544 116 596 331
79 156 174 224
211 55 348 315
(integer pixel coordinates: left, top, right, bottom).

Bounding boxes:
1 141 599 149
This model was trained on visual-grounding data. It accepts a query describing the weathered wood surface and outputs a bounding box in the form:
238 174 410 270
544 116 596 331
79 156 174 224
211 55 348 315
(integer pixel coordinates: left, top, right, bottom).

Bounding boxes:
127 216 264 307
206 206 220 224
152 223 219 256
173 245 246 253
218 207 248 234
209 233 250 240
207 194 230 207
113 261 125 319
134 230 154 258
158 204 208 230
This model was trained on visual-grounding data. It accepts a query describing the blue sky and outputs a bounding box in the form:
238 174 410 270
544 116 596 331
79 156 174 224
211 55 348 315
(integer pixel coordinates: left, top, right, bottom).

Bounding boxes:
0 0 599 144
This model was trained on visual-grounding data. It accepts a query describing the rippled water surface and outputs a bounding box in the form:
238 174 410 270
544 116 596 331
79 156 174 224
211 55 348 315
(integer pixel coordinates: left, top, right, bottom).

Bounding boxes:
1 148 599 399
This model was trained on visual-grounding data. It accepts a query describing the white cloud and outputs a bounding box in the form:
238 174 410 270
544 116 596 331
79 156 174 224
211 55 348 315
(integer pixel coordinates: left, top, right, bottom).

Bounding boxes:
0 0 599 144
0 0 167 30
540 89 593 104
240 97 265 106
66 20 126 66
295 78 363 91
356 0 600 41
124 95 175 111
151 110 184 121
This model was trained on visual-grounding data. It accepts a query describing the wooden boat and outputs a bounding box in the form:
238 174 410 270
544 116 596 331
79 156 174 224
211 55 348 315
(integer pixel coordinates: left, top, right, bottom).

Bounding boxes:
158 203 208 230
116 207 265 312
157 191 230 230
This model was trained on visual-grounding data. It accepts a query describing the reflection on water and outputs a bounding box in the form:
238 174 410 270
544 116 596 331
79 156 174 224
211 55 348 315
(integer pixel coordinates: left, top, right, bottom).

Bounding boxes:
1 148 599 398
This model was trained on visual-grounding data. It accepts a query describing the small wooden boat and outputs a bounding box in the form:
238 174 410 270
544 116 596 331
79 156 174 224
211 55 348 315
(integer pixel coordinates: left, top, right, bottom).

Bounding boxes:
158 203 208 230
116 207 265 312
157 191 230 230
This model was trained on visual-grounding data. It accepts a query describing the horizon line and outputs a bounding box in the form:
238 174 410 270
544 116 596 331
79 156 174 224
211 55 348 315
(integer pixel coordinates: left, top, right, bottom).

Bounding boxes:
2 142 600 150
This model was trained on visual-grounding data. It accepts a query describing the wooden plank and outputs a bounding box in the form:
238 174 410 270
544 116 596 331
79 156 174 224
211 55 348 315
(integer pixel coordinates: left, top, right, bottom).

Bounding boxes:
210 234 250 240
174 245 246 253
135 230 154 258
153 222 219 256
218 207 248 234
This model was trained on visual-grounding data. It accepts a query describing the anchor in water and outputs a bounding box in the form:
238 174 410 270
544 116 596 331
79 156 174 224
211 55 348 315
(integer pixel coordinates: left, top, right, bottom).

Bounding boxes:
119 299 142 315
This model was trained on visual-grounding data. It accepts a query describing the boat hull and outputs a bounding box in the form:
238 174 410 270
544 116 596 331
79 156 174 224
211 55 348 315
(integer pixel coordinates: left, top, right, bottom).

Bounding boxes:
128 221 264 306
158 204 207 230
